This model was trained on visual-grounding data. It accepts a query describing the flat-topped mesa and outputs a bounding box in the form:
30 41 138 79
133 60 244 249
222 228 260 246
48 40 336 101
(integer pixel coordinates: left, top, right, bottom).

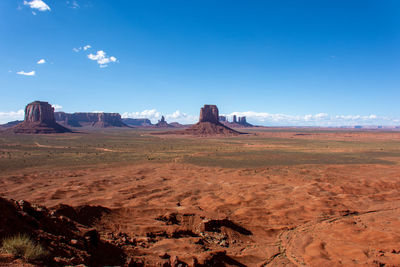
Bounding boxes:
55 112 127 127
12 101 71 133
199 105 219 123
25 101 55 123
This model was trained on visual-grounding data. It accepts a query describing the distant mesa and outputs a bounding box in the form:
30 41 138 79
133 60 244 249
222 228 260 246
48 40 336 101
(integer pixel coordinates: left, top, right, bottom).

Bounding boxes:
122 118 152 127
12 101 71 134
219 115 253 128
0 120 23 128
55 112 127 128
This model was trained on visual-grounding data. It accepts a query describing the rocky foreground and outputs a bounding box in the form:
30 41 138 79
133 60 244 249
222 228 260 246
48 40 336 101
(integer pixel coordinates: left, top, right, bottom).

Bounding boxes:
0 196 250 266
1 160 400 266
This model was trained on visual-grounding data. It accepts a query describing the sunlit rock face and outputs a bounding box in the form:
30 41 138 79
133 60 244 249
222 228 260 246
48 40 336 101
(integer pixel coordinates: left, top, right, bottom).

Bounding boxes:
12 101 71 134
24 101 55 123
199 105 219 123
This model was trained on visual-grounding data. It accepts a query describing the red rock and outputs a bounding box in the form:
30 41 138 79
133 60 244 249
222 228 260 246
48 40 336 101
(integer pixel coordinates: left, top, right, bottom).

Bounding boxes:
199 105 219 123
158 105 246 136
12 101 71 134
55 112 127 128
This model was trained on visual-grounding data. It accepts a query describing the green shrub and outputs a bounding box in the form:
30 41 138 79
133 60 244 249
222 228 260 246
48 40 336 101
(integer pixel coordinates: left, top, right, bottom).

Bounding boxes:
1 234 48 261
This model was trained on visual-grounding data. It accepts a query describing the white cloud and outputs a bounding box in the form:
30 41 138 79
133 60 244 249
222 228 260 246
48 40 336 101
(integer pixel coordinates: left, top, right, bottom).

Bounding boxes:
122 109 197 124
17 70 35 76
73 47 81 52
23 0 50 12
52 104 63 111
222 111 399 126
83 45 91 51
37 59 46 64
0 110 24 124
88 50 117 68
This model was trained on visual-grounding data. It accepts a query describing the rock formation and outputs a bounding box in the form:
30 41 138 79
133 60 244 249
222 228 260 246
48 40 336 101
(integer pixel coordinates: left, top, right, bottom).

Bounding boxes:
154 116 174 128
12 101 71 134
122 118 152 127
0 120 23 128
199 105 219 124
220 115 254 128
237 116 253 127
55 112 127 128
219 116 227 122
181 105 244 136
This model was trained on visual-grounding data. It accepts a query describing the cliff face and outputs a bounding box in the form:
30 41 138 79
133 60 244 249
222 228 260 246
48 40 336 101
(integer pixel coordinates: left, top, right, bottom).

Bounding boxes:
199 105 219 124
24 101 55 123
55 112 127 128
12 101 71 134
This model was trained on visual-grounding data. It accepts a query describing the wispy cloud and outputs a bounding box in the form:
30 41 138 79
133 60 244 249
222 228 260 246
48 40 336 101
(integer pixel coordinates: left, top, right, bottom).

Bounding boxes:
66 0 79 9
0 110 24 124
17 70 35 76
37 59 46 64
88 50 117 68
23 0 50 12
73 45 91 52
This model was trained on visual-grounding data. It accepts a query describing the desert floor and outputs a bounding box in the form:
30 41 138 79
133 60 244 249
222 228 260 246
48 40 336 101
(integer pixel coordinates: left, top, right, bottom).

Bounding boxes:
1 128 400 266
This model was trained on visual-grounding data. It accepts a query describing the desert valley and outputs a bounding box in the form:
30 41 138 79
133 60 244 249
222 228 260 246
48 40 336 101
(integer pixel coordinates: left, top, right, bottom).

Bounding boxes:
2 1 399 266
0 101 400 266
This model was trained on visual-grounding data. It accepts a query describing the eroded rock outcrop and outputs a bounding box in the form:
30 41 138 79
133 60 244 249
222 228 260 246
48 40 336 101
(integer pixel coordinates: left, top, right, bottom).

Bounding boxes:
55 112 127 128
155 116 174 128
12 101 71 134
180 105 244 136
199 105 219 124
0 197 126 266
221 115 254 128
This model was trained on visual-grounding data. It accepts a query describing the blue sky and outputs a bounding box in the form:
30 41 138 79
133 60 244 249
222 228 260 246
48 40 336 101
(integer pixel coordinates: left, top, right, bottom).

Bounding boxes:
0 0 399 125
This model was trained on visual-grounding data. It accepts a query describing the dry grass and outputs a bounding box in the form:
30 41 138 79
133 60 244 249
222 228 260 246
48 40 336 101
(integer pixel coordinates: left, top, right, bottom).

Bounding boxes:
1 234 48 262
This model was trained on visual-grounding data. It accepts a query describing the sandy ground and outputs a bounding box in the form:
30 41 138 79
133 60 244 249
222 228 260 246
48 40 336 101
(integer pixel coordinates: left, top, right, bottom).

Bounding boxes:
1 159 400 266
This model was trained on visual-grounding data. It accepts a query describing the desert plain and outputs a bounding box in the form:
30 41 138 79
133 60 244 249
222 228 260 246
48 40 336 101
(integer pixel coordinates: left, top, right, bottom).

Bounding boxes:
1 128 400 266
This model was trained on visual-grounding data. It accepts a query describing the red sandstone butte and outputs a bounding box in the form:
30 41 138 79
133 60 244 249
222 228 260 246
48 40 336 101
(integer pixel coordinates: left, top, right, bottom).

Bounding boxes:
12 101 71 134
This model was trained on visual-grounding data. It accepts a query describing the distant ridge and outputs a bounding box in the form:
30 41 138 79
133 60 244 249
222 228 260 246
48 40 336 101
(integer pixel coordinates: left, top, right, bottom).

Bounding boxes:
55 112 127 128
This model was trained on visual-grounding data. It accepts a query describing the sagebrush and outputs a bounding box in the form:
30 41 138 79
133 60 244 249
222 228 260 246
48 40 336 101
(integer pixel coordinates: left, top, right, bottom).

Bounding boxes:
1 234 48 261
